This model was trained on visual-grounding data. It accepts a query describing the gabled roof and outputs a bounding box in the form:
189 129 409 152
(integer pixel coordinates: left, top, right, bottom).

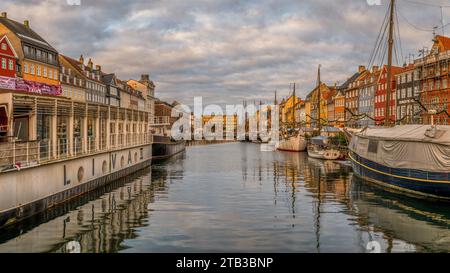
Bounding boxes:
397 63 415 74
378 64 403 81
0 35 18 58
339 71 362 90
60 54 104 84
102 73 116 86
435 35 450 51
0 16 57 52
61 54 83 74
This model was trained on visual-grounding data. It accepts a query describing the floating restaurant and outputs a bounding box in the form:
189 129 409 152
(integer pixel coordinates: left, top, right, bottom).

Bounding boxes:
0 12 184 228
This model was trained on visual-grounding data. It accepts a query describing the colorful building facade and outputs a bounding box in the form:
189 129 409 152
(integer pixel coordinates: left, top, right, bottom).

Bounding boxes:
414 35 450 125
374 65 402 125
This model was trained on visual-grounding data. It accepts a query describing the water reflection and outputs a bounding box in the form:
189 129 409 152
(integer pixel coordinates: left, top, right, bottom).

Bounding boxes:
0 143 449 252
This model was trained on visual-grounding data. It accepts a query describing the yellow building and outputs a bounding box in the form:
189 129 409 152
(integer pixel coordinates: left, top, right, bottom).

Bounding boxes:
304 100 310 127
59 55 87 102
202 114 237 137
0 13 59 87
279 95 300 124
306 83 332 128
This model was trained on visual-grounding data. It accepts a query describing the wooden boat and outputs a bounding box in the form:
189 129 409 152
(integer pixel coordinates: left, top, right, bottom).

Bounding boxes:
307 136 341 160
277 131 307 152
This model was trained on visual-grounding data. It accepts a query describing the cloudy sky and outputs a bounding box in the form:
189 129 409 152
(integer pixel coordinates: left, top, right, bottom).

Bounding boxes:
0 0 448 107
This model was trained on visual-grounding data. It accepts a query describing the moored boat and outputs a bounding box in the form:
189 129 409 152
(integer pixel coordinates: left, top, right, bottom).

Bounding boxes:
348 125 450 199
277 130 307 152
307 136 341 160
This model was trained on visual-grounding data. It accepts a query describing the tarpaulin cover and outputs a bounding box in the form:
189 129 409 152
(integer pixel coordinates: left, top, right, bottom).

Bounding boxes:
349 125 450 172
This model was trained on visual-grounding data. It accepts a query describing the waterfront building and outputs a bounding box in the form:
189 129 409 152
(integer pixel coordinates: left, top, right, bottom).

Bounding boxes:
358 66 379 127
307 83 331 129
0 34 17 79
280 94 300 124
201 114 238 139
414 35 450 125
395 63 419 124
334 89 346 128
127 75 156 131
154 100 175 137
324 86 337 126
82 57 107 105
102 73 120 107
0 12 60 94
374 65 402 125
59 55 87 102
304 99 311 127
118 80 145 111
345 66 367 128
294 100 306 125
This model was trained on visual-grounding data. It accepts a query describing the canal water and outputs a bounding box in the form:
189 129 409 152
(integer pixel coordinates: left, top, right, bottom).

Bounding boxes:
0 142 450 253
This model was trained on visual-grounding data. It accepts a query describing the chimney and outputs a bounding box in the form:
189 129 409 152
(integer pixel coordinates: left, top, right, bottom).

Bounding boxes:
24 20 30 28
79 54 84 64
140 74 150 83
95 65 101 71
87 58 93 69
1 12 7 18
372 65 379 73
358 65 366 73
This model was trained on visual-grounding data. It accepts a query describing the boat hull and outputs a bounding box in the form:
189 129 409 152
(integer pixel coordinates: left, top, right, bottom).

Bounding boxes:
307 149 341 160
152 141 186 161
349 151 450 200
0 144 152 228
277 135 307 152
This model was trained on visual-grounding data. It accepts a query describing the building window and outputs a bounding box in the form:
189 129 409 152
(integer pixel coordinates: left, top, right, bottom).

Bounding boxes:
49 69 53 79
24 63 29 73
54 70 58 80
43 67 47 77
1 43 6 50
36 65 41 76
1 58 6 69
30 64 35 74
8 60 13 70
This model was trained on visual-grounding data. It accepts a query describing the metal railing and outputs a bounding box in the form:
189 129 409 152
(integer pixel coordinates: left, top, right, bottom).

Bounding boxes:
0 133 153 171
0 141 40 169
150 116 170 125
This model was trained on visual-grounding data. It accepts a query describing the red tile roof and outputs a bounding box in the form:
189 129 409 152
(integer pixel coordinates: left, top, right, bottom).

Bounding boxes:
436 35 450 51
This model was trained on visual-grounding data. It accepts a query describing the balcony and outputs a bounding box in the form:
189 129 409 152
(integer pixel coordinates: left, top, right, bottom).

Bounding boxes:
0 133 153 172
150 116 170 126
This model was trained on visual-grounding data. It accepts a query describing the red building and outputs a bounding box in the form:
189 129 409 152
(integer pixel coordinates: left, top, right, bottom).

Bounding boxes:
374 65 402 125
0 34 17 79
415 35 450 125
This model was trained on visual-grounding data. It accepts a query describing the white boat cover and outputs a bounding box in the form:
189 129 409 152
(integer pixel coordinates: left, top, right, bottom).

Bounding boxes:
349 125 450 172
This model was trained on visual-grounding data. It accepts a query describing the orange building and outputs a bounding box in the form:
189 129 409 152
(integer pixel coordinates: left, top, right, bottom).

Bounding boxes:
0 13 60 90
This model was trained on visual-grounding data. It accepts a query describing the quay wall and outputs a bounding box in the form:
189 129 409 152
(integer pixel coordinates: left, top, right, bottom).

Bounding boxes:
0 144 152 227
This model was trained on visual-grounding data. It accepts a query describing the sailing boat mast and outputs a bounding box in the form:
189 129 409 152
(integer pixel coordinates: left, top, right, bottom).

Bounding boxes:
317 65 322 133
385 0 395 126
292 83 296 124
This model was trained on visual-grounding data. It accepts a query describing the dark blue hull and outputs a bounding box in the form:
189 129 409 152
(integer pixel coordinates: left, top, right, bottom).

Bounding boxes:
349 151 450 199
